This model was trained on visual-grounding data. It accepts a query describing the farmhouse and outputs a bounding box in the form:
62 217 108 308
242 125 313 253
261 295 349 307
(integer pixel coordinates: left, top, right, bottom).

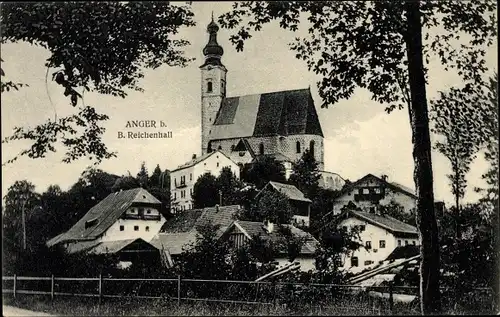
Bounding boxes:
170 150 240 213
256 181 312 228
335 209 419 274
220 220 320 272
46 188 166 265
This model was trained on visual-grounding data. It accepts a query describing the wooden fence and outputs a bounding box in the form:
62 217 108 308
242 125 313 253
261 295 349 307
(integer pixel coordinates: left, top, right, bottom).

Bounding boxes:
2 275 494 314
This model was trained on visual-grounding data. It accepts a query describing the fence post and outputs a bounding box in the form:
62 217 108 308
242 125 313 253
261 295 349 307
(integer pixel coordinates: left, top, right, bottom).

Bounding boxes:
388 283 394 315
51 275 54 300
13 274 17 299
98 274 102 306
177 275 181 305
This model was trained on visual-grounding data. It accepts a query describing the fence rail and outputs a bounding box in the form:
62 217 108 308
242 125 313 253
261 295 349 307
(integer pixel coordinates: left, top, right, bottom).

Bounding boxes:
2 275 494 314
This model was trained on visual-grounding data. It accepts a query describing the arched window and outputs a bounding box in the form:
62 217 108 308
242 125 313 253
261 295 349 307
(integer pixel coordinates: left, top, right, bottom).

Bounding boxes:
259 143 264 155
296 141 301 153
310 140 315 157
207 81 213 93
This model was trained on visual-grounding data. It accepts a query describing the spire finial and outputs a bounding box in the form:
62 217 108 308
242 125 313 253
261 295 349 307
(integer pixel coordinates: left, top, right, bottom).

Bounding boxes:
211 11 214 22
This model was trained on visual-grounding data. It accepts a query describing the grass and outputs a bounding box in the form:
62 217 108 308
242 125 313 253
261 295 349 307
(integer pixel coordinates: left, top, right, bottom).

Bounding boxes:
3 295 394 316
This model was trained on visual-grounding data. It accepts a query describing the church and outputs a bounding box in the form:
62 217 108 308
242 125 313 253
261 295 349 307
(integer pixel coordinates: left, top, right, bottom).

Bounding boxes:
199 17 327 176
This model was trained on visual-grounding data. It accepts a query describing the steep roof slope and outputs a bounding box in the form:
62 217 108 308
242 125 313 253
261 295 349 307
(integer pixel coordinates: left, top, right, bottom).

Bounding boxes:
47 188 161 246
343 210 418 236
210 88 323 140
257 181 312 203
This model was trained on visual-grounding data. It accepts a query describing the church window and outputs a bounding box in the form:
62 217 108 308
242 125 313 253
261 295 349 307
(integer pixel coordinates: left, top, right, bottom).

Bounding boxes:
259 143 264 155
207 81 213 93
207 142 213 153
310 140 315 157
296 141 301 153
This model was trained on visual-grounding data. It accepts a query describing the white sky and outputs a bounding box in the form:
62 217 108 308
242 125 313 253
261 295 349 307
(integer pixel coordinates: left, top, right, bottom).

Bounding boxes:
1 2 497 205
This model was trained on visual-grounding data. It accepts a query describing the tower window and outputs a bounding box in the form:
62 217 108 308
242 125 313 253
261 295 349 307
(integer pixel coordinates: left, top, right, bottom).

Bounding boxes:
207 81 213 93
259 143 264 155
296 141 301 153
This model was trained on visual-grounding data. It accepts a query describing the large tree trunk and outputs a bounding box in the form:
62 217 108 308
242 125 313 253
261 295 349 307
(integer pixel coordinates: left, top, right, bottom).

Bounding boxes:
404 1 441 314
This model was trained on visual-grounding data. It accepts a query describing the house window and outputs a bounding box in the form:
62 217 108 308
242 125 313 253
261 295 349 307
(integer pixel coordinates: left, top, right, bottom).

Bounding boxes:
351 257 359 267
398 240 402 247
145 226 150 232
310 140 315 157
207 81 213 93
380 240 386 248
296 141 301 153
174 192 177 200
405 240 409 246
190 188 193 196
364 260 373 266
174 178 177 186
375 187 381 194
363 188 370 194
217 162 219 167
146 209 151 214
259 143 264 155
366 241 372 249
120 225 124 231
190 173 192 181
134 226 139 231
412 240 416 245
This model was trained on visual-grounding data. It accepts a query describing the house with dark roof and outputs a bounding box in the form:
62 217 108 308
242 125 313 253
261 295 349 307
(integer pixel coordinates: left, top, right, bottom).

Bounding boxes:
330 174 418 216
46 188 167 264
220 220 320 272
198 16 325 175
334 208 419 274
170 150 240 213
149 204 240 259
256 181 312 228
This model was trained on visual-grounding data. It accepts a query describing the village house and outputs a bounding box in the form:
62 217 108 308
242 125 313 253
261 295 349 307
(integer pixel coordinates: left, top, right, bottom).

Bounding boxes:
46 188 166 266
169 150 240 213
330 174 418 216
150 204 240 260
334 209 419 274
220 220 320 272
256 181 312 228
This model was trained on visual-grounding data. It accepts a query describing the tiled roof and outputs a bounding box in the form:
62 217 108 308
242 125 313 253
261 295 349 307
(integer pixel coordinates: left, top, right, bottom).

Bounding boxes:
46 188 161 246
209 88 323 141
348 210 418 236
258 181 312 203
89 238 158 255
171 150 234 172
390 182 416 196
385 245 420 261
231 221 319 255
253 153 293 163
152 205 241 255
337 174 417 200
150 232 198 255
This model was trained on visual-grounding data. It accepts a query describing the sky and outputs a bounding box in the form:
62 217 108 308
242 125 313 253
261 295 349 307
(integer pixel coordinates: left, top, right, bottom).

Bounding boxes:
1 2 498 205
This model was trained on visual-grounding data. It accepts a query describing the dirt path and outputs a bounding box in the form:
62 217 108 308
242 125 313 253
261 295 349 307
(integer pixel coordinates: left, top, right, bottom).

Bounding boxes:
3 305 54 316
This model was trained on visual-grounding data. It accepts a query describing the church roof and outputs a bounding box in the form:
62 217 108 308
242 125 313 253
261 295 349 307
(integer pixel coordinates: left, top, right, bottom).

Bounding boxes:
210 88 323 141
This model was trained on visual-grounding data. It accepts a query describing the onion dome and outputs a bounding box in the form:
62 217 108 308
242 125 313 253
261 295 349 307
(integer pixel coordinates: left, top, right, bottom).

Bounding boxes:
201 13 224 67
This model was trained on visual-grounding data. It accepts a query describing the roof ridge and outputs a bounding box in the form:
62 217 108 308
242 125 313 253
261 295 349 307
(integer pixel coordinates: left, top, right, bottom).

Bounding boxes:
227 87 310 99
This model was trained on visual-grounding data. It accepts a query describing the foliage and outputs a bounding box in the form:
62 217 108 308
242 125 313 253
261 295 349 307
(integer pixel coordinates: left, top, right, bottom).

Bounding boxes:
0 57 28 92
136 161 149 187
111 176 140 192
289 149 321 199
378 201 416 226
309 187 340 233
149 164 170 189
215 166 244 206
1 2 195 164
251 189 293 224
192 173 219 208
241 156 286 189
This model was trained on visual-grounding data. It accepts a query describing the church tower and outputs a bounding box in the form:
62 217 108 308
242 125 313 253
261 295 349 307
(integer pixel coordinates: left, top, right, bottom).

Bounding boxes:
200 14 227 155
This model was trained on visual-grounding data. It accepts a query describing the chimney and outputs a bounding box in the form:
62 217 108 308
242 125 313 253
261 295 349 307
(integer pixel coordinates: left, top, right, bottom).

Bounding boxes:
192 154 197 160
381 174 388 182
263 219 274 233
215 204 219 212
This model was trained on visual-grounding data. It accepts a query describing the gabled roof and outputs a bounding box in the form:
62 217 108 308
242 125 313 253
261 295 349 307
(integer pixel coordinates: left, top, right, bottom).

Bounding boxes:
151 205 241 255
257 181 312 203
209 88 323 141
340 209 418 236
172 150 235 173
225 220 320 255
47 188 161 247
89 238 158 255
233 138 257 158
337 174 417 199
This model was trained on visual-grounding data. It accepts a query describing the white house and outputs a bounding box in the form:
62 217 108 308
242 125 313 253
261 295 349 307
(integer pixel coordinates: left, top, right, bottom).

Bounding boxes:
170 150 240 213
331 174 417 216
220 220 320 272
336 209 419 274
46 188 166 260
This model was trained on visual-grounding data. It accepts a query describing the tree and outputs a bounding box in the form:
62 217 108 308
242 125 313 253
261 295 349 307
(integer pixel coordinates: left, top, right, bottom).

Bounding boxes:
241 156 287 189
149 165 163 188
289 149 321 199
192 173 219 208
111 175 140 192
216 166 244 206
378 201 417 226
218 1 496 313
1 2 195 164
252 189 293 224
136 161 149 188
309 188 340 233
